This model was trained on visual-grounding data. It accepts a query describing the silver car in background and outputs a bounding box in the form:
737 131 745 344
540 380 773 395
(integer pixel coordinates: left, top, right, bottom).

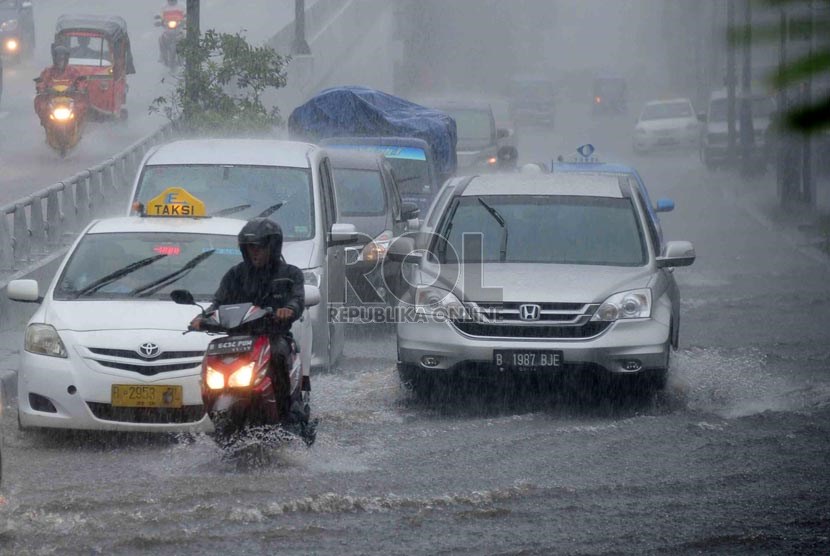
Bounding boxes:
392 172 696 397
328 150 419 304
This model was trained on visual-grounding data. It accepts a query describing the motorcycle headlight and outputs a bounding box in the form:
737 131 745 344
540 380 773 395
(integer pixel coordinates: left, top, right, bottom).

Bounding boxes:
4 38 19 52
361 231 393 263
205 367 225 390
591 289 652 322
0 19 18 32
414 285 469 320
227 362 255 388
25 324 68 358
167 20 178 29
50 106 74 121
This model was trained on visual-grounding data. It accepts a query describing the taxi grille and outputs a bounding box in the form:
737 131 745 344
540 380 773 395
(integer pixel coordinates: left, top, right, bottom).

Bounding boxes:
95 360 200 376
87 402 205 424
88 348 204 361
453 320 611 339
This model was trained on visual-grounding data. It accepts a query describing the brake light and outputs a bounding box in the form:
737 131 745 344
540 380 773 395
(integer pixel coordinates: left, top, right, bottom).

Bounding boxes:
153 245 181 256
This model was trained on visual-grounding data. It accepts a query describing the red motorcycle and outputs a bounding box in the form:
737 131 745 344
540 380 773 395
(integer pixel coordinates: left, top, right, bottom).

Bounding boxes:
171 289 315 449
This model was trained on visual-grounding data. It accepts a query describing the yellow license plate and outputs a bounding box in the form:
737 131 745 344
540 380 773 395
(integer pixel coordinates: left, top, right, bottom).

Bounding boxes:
111 385 183 408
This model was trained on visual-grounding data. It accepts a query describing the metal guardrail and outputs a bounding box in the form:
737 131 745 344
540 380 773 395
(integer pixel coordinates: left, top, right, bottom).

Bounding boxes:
0 122 177 276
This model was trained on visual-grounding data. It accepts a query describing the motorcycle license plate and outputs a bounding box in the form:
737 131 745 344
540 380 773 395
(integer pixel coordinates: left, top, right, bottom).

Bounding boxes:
111 385 183 408
206 336 254 356
493 350 563 370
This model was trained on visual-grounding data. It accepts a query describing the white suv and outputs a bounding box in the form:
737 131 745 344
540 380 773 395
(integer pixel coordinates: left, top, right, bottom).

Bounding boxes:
391 172 696 396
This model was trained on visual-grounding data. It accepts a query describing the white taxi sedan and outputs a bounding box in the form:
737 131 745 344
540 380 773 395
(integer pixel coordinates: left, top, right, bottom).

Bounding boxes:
633 98 700 153
8 214 315 433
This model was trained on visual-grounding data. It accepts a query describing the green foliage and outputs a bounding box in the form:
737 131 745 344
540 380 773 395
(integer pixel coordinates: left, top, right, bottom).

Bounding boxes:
730 0 830 134
150 29 289 135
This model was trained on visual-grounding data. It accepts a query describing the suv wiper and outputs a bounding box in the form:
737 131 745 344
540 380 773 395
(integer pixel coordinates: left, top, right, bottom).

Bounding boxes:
477 198 508 262
131 249 216 298
73 254 167 298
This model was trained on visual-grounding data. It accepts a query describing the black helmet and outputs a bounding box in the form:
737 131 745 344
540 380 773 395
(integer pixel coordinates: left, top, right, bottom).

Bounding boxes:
238 218 283 266
52 44 70 67
167 0 178 5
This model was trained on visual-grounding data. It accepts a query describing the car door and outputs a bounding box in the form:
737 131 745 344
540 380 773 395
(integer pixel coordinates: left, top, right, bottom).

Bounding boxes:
319 157 345 306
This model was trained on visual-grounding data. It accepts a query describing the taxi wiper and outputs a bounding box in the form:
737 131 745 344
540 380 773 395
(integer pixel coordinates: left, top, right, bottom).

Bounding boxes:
132 249 216 298
211 204 251 217
477 198 508 262
74 254 167 298
258 202 284 218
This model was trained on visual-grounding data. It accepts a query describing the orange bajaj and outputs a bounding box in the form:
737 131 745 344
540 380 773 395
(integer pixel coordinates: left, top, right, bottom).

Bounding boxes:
54 15 135 122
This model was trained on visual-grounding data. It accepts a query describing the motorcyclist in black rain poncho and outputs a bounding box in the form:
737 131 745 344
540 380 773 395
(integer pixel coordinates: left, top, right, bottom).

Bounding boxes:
191 218 313 440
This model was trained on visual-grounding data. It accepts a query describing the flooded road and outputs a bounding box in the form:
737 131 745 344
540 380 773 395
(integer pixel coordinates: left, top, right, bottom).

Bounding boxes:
1 92 829 554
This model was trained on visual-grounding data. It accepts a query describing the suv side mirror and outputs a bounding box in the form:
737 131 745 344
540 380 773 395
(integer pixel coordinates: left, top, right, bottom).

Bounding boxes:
387 236 420 263
656 241 695 268
496 128 510 139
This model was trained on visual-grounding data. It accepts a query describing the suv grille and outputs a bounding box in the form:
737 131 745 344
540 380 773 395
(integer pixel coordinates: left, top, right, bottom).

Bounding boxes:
453 320 611 339
87 402 205 424
456 302 608 338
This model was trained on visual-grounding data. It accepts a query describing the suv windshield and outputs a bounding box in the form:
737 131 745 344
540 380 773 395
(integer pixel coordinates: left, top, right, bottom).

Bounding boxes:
332 168 386 216
640 101 693 120
134 165 314 241
438 195 646 266
54 232 241 301
708 96 776 122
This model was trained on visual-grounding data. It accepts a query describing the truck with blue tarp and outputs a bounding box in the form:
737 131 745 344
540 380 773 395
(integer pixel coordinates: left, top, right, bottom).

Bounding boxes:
288 86 457 214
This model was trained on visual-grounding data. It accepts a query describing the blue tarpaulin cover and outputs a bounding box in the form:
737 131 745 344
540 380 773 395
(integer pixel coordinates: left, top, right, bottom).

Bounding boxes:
288 86 458 178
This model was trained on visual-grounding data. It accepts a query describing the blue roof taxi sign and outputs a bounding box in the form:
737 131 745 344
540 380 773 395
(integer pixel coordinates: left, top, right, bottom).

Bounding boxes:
145 187 206 217
553 143 600 166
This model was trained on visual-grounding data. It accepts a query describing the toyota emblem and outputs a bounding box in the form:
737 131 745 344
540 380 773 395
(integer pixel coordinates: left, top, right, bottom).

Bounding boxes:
138 342 161 359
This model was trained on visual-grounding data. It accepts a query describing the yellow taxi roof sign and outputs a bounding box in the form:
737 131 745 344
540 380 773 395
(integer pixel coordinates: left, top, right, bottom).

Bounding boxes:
145 187 206 217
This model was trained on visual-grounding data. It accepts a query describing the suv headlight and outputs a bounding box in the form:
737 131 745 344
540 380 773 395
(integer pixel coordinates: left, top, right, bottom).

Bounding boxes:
591 289 652 322
303 268 321 288
25 324 68 358
414 285 470 320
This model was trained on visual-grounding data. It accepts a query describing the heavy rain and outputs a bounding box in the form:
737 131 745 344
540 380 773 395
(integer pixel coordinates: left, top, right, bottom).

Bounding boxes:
0 0 829 554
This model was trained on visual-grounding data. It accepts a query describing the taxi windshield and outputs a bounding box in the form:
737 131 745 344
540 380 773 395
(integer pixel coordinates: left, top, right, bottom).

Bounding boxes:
54 232 241 301
438 195 646 266
134 165 315 241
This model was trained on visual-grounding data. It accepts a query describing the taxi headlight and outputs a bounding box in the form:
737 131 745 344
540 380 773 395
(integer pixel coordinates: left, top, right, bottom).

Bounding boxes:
24 324 68 358
303 268 321 288
205 367 225 390
414 285 469 320
591 288 652 322
227 363 255 388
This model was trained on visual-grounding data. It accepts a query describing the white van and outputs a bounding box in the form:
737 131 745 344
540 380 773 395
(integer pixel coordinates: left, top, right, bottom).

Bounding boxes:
127 139 356 370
